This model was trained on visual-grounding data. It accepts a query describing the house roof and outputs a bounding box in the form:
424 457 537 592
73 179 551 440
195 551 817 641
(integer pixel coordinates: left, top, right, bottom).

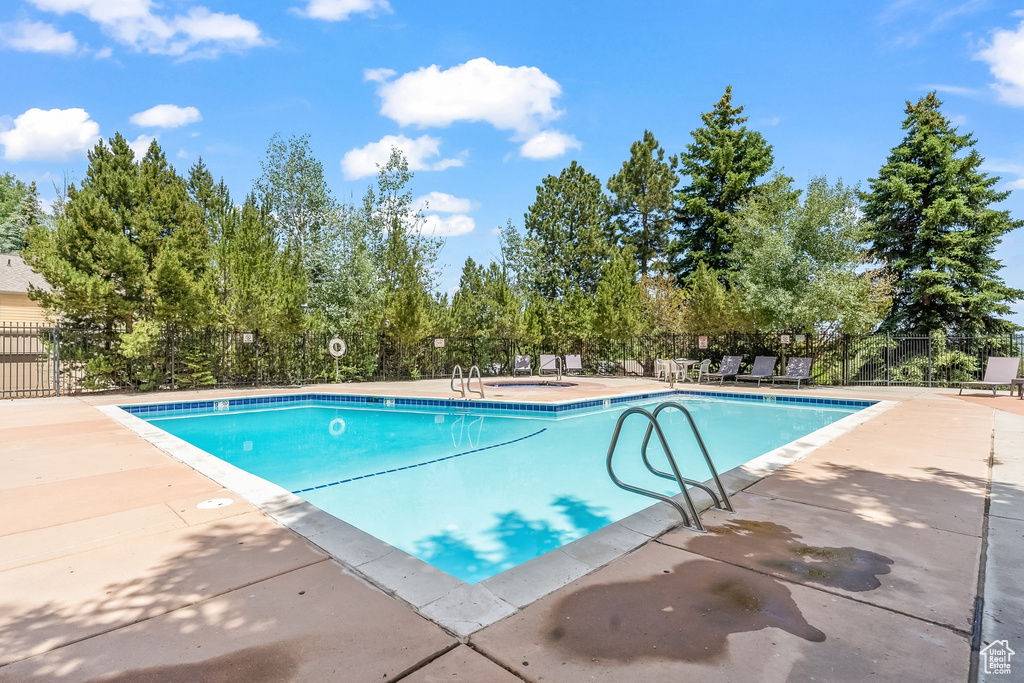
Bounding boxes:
0 253 51 294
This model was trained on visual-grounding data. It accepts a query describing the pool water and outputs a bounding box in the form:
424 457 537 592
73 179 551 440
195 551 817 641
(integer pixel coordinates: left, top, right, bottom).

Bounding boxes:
138 395 862 583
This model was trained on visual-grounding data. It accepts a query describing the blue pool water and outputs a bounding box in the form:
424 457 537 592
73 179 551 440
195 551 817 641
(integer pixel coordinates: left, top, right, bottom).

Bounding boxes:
133 392 867 583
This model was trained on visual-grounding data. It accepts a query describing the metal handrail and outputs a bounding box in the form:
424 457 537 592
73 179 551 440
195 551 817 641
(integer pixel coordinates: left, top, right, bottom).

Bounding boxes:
451 365 465 398
639 402 734 514
466 364 485 398
606 407 704 531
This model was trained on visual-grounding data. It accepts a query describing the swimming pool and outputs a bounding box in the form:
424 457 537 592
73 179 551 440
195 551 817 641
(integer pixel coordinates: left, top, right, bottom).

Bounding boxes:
126 391 872 584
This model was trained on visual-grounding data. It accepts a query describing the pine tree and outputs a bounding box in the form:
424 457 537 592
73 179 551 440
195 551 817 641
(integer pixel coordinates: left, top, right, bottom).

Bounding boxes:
862 92 1023 334
607 130 678 277
0 174 41 252
594 246 643 340
524 161 610 300
671 86 776 283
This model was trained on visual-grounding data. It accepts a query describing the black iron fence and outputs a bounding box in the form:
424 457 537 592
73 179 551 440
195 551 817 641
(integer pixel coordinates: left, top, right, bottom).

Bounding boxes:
1 322 1022 398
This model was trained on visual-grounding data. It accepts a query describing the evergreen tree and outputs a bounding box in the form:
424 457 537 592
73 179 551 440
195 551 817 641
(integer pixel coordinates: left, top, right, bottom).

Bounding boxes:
0 174 42 252
671 86 777 283
862 92 1022 334
594 246 643 340
607 130 678 277
524 161 610 300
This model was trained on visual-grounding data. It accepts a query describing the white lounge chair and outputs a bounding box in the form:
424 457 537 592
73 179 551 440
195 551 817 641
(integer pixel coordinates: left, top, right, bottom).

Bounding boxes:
539 354 561 376
513 355 532 376
565 354 583 375
960 357 1023 397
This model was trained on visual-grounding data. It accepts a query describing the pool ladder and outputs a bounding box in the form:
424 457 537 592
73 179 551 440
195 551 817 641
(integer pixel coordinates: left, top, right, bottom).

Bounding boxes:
606 401 734 532
451 364 485 399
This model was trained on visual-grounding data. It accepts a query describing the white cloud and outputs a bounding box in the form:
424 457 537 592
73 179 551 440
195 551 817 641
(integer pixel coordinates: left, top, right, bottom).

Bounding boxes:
130 104 201 128
976 18 1024 106
363 67 396 83
341 134 463 180
1007 178 1024 190
519 130 581 160
0 107 100 161
128 133 155 160
922 83 982 97
377 57 564 135
420 214 475 237
0 20 77 54
94 46 112 58
295 0 391 21
413 191 474 214
28 0 267 59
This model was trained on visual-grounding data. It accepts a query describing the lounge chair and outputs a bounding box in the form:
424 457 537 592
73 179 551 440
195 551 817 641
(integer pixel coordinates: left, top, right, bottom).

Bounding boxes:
539 354 561 376
736 356 777 387
772 357 813 389
565 354 583 375
704 355 742 385
513 355 532 376
959 357 1023 397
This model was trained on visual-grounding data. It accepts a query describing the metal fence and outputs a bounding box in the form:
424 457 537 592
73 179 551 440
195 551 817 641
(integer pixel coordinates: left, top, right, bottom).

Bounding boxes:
1 322 1022 398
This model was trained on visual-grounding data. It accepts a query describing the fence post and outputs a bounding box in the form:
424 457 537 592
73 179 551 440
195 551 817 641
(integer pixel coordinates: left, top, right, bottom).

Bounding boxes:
53 324 61 397
927 334 933 388
169 325 176 390
886 332 891 386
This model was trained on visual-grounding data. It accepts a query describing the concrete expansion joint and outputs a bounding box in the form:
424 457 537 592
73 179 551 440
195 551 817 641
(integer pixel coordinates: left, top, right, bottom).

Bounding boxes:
461 642 534 683
386 641 462 683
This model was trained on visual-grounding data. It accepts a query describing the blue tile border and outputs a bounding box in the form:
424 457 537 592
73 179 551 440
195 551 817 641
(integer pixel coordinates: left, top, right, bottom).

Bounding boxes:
120 387 874 417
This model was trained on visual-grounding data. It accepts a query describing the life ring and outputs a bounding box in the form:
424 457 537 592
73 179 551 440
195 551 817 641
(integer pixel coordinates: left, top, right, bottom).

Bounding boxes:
329 417 346 436
328 337 347 358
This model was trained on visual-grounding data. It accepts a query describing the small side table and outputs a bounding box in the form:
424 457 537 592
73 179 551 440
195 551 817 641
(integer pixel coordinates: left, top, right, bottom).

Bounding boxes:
1012 378 1024 399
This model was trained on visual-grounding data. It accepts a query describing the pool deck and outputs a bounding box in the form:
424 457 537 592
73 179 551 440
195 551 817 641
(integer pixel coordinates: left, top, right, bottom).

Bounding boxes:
1 378 1022 682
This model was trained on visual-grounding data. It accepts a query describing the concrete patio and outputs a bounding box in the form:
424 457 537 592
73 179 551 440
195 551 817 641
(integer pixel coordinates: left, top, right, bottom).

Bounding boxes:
0 378 1021 682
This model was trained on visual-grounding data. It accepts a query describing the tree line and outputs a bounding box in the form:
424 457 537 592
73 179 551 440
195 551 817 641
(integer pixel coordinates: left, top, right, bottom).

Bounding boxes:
1 87 1020 364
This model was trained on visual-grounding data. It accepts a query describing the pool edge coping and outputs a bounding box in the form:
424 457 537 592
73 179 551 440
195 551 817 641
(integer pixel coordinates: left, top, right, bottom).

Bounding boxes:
95 393 896 640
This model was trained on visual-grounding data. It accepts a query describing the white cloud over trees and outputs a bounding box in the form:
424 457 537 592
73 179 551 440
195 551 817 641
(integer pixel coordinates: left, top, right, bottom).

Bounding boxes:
0 107 100 161
130 104 202 128
341 134 463 180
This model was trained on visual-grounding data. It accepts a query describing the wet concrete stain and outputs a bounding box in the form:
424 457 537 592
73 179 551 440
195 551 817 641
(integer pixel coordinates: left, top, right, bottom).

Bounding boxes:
88 642 300 683
689 519 894 592
545 559 825 663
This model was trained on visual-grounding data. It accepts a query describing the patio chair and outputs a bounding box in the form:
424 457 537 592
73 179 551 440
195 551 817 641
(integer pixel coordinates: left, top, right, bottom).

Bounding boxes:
654 358 670 380
736 356 778 388
772 357 813 389
959 357 1023 397
565 354 583 375
513 355 532 376
539 354 561 376
692 358 712 384
704 356 743 385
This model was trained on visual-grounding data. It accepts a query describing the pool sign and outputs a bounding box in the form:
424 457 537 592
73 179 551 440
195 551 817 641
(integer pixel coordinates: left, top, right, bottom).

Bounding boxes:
795 334 806 342
780 334 791 344
242 333 254 343
698 336 708 349
434 338 445 348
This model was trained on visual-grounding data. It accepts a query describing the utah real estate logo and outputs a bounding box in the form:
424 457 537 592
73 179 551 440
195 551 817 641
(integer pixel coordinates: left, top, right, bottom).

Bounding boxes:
980 640 1015 676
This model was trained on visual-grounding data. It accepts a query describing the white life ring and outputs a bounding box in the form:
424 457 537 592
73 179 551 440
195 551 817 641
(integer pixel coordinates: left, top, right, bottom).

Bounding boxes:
329 417 346 436
328 337 347 358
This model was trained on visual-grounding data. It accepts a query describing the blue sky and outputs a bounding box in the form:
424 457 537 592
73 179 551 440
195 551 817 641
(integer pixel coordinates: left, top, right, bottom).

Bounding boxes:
2 0 1023 324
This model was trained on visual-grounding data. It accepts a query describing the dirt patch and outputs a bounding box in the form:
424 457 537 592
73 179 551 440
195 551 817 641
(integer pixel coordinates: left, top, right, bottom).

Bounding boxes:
89 642 300 683
691 519 894 592
545 559 825 663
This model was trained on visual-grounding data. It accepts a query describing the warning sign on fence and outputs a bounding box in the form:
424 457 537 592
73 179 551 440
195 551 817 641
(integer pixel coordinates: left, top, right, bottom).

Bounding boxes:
698 336 708 349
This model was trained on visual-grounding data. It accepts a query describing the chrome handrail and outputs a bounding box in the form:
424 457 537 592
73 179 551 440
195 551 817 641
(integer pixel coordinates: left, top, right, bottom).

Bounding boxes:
451 365 465 398
639 401 734 514
606 407 704 531
466 364 485 398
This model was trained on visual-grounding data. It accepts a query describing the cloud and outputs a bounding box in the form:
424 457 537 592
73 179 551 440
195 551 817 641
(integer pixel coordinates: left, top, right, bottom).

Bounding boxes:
130 104 201 128
519 130 581 159
922 83 982 97
93 46 112 58
413 191 475 214
128 133 156 160
0 107 100 161
1006 178 1024 190
294 0 391 21
27 0 267 59
363 67 396 83
976 18 1024 106
377 57 564 134
0 20 77 54
341 134 463 180
420 214 475 237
